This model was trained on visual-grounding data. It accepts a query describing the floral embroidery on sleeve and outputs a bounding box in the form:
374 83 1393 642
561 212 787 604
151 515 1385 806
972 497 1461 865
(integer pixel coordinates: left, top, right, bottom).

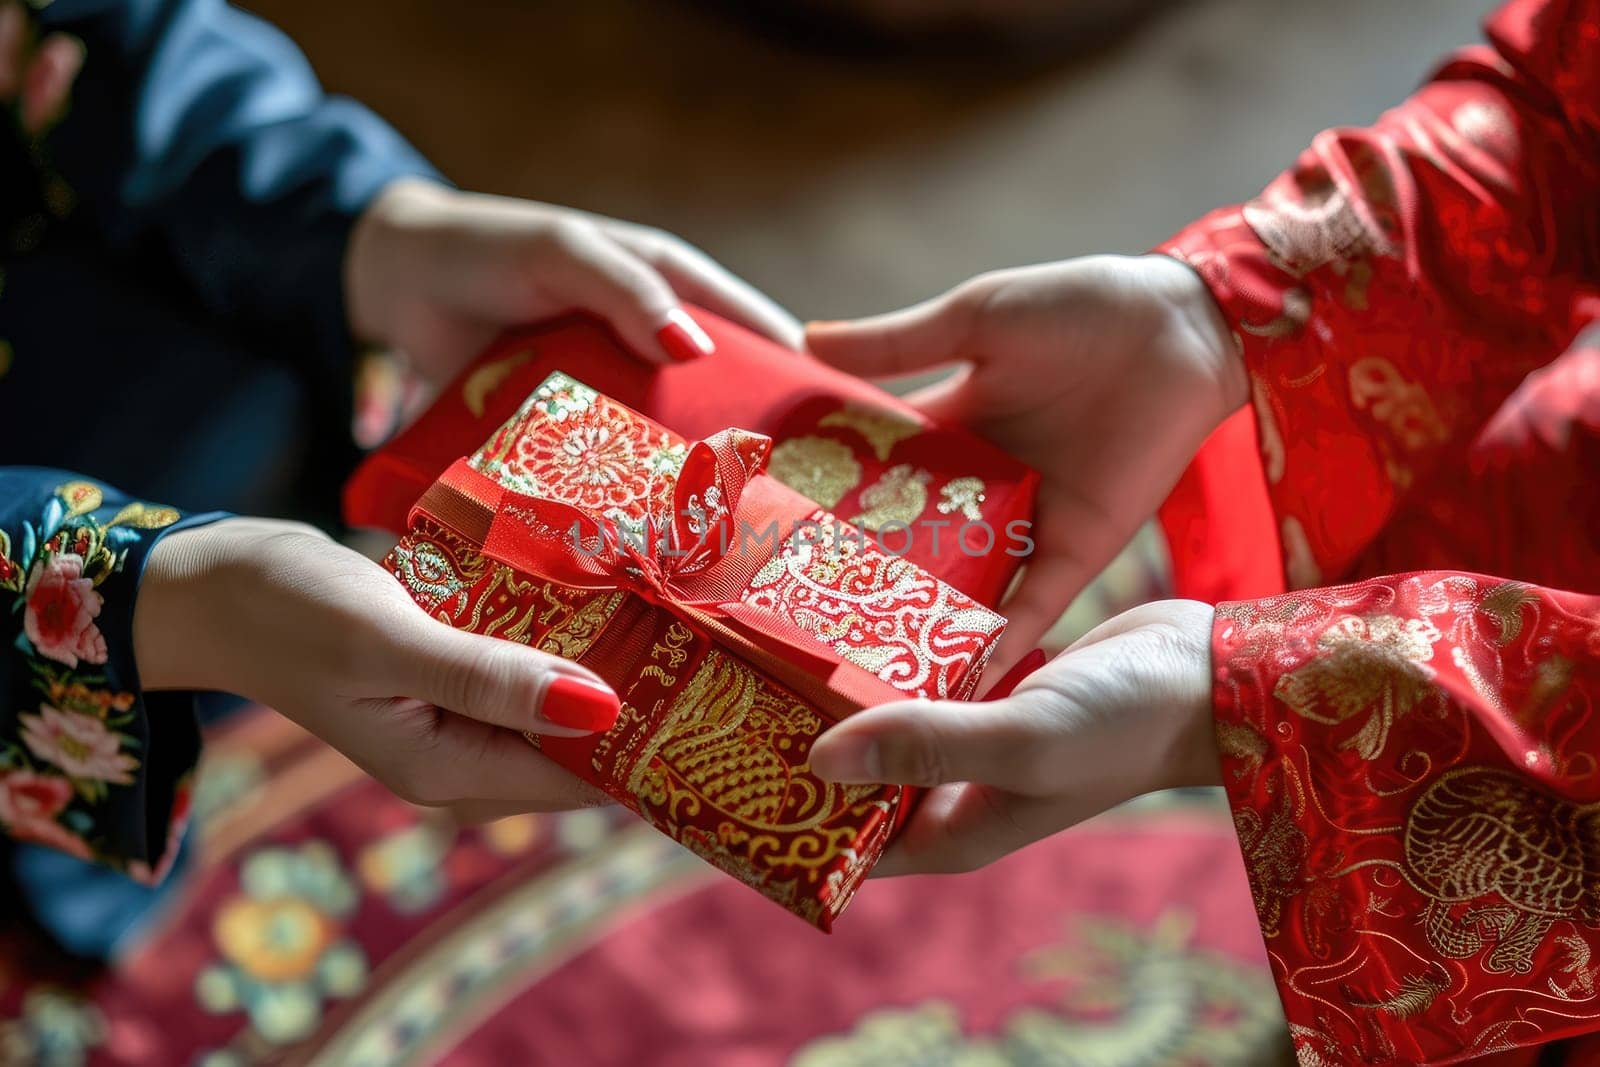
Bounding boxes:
1 472 222 882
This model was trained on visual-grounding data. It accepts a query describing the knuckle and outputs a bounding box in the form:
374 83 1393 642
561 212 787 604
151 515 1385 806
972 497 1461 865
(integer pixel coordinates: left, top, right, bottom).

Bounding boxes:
448 643 521 723
531 216 601 267
438 640 497 710
956 271 1005 306
631 225 682 258
884 718 949 787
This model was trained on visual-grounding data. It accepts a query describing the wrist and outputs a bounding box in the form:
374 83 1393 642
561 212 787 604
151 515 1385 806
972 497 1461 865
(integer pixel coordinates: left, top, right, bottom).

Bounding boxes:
133 521 234 692
1144 253 1248 421
344 177 454 346
132 517 328 693
1150 600 1224 792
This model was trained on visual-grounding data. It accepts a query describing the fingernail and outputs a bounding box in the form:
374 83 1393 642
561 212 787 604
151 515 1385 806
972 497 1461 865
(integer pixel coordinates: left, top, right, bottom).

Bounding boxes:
540 675 621 732
656 307 714 362
810 734 882 783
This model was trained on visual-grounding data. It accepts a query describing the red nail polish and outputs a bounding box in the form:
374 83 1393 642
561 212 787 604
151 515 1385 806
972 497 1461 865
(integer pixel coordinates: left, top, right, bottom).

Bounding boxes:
541 675 621 732
656 308 714 362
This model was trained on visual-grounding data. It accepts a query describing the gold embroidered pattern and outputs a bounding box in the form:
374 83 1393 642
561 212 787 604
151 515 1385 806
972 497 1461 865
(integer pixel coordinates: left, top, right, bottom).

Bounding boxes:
636 621 694 689
472 371 685 525
461 349 532 417
743 513 1003 699
1350 973 1449 1018
1232 792 1310 940
1214 720 1268 781
1404 767 1600 975
817 403 922 461
107 502 181 529
1275 614 1440 760
766 436 861 509
601 650 873 830
936 477 986 522
1550 935 1599 999
462 568 546 643
588 651 884 916
1479 582 1538 644
1349 357 1449 456
57 481 103 518
537 588 625 660
389 537 473 615
1243 175 1398 279
850 465 931 531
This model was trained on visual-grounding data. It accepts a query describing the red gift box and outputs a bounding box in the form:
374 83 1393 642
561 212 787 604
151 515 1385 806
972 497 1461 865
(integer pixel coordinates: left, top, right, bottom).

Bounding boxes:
384 371 1006 928
346 306 1038 606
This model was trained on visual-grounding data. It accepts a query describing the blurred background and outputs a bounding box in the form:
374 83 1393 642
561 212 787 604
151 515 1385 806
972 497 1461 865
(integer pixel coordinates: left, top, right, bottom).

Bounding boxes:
250 0 1485 318
2 2 1504 1064
255 0 1494 642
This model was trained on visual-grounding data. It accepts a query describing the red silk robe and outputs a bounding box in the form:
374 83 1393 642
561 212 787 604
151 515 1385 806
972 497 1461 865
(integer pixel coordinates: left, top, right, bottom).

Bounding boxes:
1156 1 1600 1061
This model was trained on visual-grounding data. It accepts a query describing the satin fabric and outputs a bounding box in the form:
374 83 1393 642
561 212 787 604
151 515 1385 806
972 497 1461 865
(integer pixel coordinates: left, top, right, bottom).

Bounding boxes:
1157 1 1600 1061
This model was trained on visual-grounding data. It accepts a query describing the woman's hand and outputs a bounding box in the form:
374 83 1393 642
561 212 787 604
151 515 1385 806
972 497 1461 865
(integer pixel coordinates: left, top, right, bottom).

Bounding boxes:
1 1 83 137
345 178 803 382
806 255 1243 670
809 599 1221 876
133 518 619 820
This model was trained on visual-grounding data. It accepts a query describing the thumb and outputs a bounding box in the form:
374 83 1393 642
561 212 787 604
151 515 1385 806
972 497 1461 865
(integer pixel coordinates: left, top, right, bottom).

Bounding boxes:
21 33 84 136
544 225 714 365
394 616 620 735
804 285 977 379
810 689 1065 793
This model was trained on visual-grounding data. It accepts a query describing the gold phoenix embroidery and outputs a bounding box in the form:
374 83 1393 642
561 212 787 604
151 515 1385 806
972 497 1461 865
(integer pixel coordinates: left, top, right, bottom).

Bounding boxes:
1404 767 1600 975
601 651 872 837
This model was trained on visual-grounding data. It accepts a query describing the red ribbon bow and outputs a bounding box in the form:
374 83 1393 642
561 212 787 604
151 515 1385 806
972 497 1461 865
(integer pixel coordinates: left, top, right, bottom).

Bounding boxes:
411 429 900 720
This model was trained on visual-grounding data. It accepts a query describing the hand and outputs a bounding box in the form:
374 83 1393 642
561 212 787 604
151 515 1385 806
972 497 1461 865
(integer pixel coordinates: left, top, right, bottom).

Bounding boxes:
806 255 1243 672
1 1 83 137
809 599 1220 876
133 518 620 820
345 178 803 384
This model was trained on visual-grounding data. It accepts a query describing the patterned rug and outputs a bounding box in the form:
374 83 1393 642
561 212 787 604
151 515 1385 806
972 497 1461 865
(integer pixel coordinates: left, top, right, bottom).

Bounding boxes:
0 705 1289 1067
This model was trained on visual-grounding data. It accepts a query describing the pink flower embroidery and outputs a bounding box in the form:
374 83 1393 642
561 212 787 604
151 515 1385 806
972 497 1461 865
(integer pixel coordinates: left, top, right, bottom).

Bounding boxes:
0 769 91 860
0 769 72 823
20 704 138 785
23 553 108 668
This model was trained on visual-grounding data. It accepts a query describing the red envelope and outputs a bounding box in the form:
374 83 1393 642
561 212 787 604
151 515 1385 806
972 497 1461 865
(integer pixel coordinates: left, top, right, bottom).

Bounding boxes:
385 371 1007 928
345 306 1038 606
